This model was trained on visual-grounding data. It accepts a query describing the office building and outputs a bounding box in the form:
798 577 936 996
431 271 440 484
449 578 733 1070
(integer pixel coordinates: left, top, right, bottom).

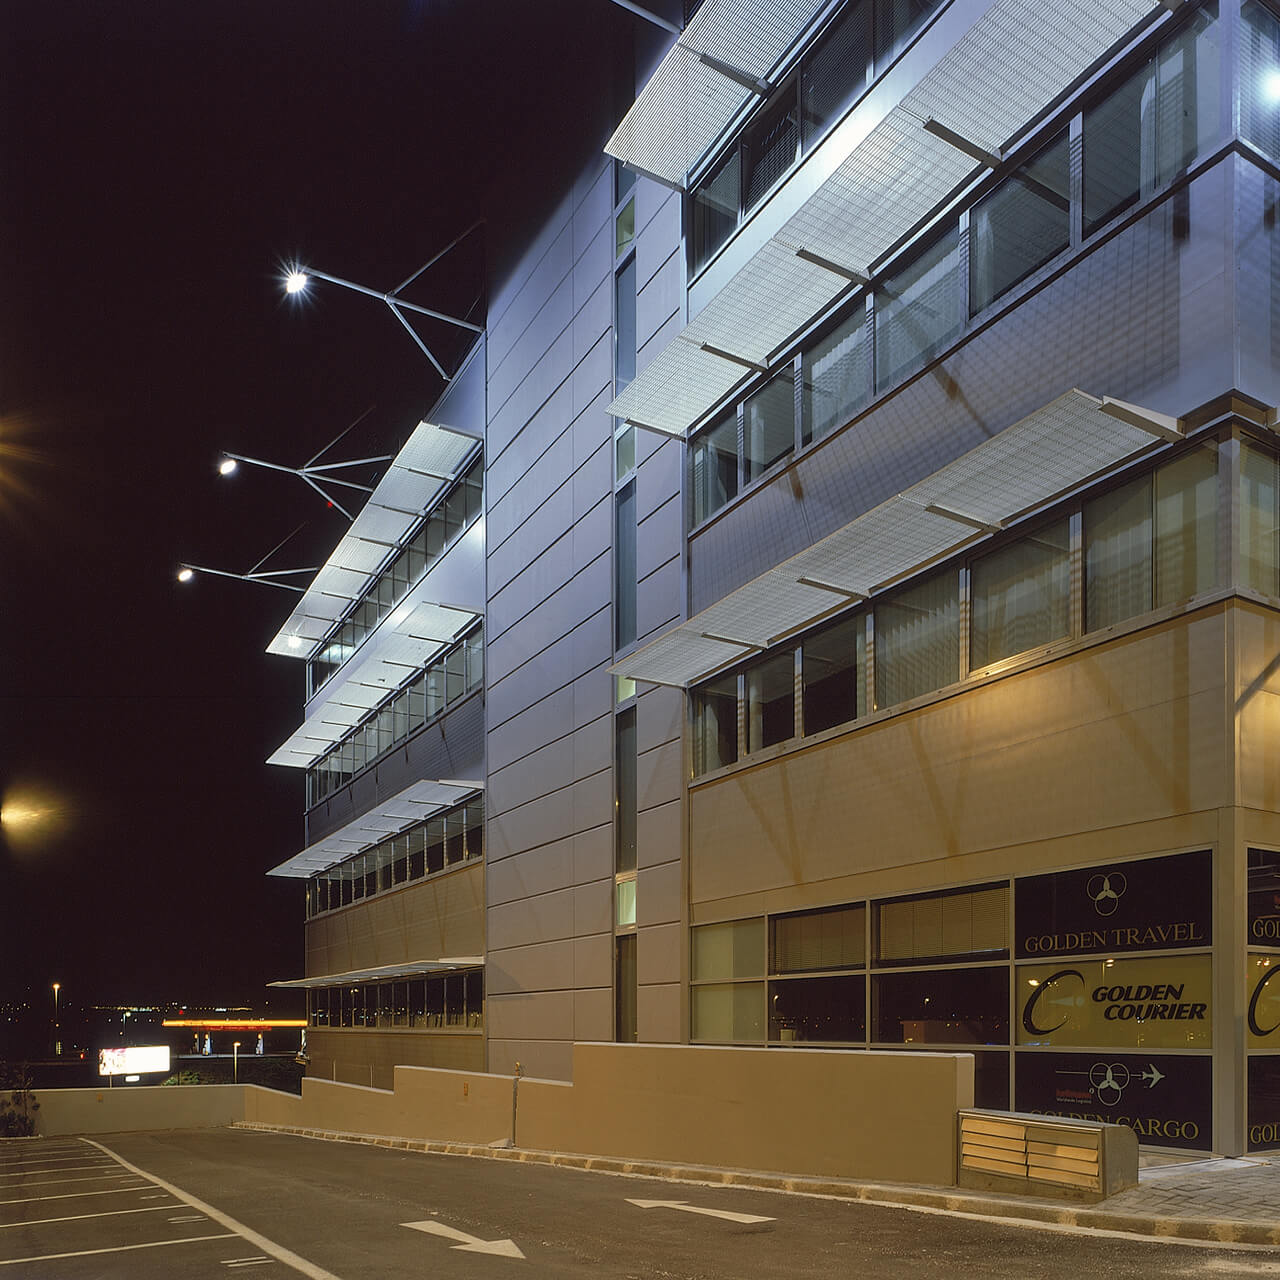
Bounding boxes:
266 0 1280 1156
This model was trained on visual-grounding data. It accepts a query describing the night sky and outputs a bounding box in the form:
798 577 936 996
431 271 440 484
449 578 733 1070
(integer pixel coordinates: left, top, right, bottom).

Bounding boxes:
0 0 627 1010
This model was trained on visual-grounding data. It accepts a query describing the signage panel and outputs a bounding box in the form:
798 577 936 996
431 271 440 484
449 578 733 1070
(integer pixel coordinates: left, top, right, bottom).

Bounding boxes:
1247 953 1280 1050
1017 954 1211 1050
1015 1050 1211 1151
98 1045 171 1077
1248 1055 1280 1150
1015 850 1211 959
1248 849 1280 944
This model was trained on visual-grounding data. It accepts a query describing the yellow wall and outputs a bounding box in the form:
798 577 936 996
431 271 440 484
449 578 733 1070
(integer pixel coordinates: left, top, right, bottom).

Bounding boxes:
306 1028 483 1091
690 607 1232 919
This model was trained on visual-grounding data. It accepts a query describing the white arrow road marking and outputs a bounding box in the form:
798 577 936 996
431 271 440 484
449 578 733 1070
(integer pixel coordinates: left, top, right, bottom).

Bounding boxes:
626 1199 775 1224
401 1219 526 1259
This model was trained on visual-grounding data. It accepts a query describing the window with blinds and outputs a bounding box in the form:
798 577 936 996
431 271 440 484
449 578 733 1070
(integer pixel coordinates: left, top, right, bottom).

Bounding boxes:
875 884 1009 965
771 904 866 973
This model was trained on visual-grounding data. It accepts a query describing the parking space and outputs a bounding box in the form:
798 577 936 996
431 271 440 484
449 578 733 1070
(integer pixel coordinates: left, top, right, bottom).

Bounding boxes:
6 1128 1280 1278
0 1136 316 1277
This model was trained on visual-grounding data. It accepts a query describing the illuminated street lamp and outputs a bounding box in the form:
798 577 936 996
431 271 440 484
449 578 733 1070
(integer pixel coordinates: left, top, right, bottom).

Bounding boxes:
283 222 484 381
52 982 60 1057
233 1040 241 1084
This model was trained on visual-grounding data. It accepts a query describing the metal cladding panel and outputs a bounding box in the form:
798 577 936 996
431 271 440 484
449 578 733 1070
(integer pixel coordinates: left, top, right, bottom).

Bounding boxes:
268 777 482 877
610 389 1170 687
269 958 483 986
607 337 748 434
267 421 476 658
610 0 1162 439
604 0 823 186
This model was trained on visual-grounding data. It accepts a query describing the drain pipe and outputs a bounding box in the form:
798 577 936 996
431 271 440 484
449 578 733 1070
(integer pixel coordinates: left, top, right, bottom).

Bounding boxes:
510 1061 524 1147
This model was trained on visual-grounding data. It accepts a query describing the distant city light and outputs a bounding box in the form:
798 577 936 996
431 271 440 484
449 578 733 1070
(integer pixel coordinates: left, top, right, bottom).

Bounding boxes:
218 457 238 476
285 270 308 295
177 567 194 583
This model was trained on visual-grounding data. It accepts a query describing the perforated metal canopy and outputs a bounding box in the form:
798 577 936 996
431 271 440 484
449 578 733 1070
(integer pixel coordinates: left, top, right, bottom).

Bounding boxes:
608 0 1160 437
267 521 484 769
268 956 484 989
267 420 478 658
267 777 484 878
605 0 826 187
609 390 1173 687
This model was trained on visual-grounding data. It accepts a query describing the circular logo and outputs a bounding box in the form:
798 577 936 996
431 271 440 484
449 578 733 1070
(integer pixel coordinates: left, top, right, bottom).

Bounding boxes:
1021 968 1085 1037
1249 964 1280 1038
1088 1061 1131 1106
1087 872 1127 917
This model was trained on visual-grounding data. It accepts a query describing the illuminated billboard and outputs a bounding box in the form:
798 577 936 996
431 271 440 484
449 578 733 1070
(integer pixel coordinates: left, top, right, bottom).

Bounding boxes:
98 1045 171 1077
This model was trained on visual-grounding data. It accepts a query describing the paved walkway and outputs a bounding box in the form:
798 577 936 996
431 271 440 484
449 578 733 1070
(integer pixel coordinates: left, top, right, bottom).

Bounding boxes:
235 1123 1280 1247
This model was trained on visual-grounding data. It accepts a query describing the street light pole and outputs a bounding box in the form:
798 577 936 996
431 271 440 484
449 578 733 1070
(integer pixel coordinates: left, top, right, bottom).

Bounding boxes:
233 1041 241 1084
51 983 60 1057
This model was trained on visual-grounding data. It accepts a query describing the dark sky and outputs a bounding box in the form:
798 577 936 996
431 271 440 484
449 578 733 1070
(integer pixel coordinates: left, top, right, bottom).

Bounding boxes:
0 0 629 1009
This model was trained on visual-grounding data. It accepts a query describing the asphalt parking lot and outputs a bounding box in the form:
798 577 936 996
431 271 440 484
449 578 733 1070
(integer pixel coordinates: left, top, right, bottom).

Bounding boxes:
6 1128 1280 1278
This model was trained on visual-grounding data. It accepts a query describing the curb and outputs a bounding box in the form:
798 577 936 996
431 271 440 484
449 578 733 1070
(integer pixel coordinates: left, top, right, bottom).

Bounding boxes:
231 1122 1280 1247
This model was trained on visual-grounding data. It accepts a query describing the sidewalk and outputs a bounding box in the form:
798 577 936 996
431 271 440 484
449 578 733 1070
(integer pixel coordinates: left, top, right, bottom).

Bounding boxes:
235 1122 1280 1247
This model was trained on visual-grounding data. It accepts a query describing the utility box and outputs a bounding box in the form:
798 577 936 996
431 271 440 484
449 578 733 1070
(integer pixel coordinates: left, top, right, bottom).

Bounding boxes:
957 1109 1138 1202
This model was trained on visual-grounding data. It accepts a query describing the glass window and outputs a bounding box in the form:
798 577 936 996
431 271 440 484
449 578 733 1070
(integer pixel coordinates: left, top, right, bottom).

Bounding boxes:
465 801 484 862
615 479 637 650
426 817 446 875
772 904 865 973
769 975 865 1043
872 966 1008 1045
691 148 740 275
1243 0 1280 159
424 977 445 1027
465 970 484 1028
615 256 636 392
801 0 872 147
874 569 959 708
745 650 795 752
802 307 870 444
1084 4 1221 235
969 131 1070 315
970 520 1070 669
875 227 962 390
692 672 738 775
876 884 1008 965
692 918 765 981
690 411 739 525
742 89 799 212
616 707 637 874
444 809 465 866
445 645 466 702
874 0 944 67
615 197 635 258
802 614 862 734
445 974 466 1026
1242 443 1280 596
616 876 637 929
616 934 638 1042
408 825 426 880
691 983 765 1042
615 423 635 480
1085 473 1153 631
744 369 795 483
1155 445 1218 605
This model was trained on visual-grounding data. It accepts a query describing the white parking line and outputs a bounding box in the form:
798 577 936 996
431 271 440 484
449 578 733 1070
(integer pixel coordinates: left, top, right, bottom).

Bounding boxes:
12 1173 145 1189
1 1164 117 1179
0 1185 154 1206
0 1233 238 1266
0 1205 173 1229
87 1141 346 1280
224 1256 273 1269
0 1156 113 1169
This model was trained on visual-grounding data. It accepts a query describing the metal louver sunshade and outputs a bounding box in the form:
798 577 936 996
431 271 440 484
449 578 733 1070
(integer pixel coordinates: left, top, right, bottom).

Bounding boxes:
607 0 1162 438
267 420 477 658
609 389 1172 687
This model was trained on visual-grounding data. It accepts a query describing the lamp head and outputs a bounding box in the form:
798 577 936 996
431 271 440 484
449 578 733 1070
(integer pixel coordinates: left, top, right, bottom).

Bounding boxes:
177 567 195 583
218 457 238 476
285 270 309 295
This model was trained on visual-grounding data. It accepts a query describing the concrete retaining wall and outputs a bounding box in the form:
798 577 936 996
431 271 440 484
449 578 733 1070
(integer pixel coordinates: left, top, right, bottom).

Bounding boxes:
45 1045 972 1187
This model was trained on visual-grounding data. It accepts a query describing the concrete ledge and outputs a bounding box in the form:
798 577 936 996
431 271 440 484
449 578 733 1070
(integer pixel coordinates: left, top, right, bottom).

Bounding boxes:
232 1121 1280 1247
